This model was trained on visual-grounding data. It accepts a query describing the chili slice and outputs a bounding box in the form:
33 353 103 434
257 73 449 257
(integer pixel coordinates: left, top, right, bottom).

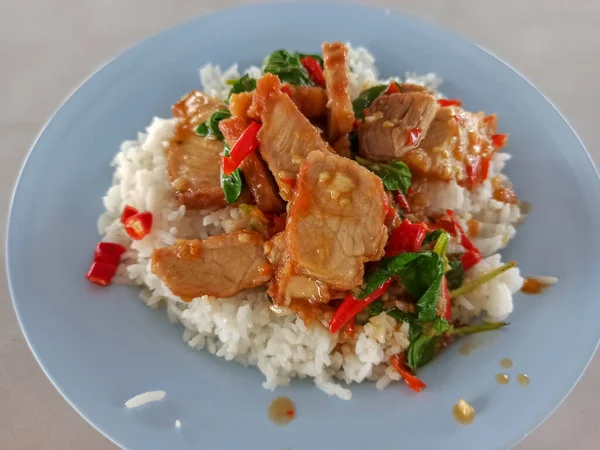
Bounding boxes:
391 354 427 392
222 121 261 176
86 261 118 286
124 211 153 240
405 127 422 147
94 242 126 265
386 219 428 256
384 81 401 95
329 279 392 334
121 205 138 224
300 57 326 88
394 192 411 213
437 99 462 107
491 133 508 148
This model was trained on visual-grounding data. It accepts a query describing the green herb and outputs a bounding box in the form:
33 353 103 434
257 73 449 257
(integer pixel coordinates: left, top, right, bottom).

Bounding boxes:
298 52 323 67
449 321 508 336
196 109 232 140
227 74 257 101
355 156 411 194
385 308 414 324
407 334 440 371
225 78 238 86
221 143 243 203
263 50 313 86
446 258 465 290
352 84 387 119
422 230 444 246
450 260 516 298
356 253 423 299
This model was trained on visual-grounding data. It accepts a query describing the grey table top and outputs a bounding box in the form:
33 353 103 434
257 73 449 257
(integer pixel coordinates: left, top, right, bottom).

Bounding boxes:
1 1 599 448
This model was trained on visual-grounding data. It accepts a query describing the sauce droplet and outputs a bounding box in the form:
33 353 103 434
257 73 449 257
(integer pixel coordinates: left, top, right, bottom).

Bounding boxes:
496 373 510 385
521 277 551 295
500 358 513 368
268 397 296 426
517 374 530 387
453 398 475 425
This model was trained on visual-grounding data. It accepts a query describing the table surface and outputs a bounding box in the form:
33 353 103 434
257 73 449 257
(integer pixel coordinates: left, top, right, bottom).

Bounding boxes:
1 0 599 448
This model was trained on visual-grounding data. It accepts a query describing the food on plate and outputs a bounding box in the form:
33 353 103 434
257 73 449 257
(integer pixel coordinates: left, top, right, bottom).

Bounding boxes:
95 42 552 400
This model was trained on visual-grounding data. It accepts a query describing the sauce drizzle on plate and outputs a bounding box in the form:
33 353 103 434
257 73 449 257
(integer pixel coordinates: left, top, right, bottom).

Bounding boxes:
268 397 296 426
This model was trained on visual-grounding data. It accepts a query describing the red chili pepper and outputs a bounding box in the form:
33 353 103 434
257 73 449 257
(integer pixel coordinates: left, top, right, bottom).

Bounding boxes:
394 192 411 213
280 84 294 97
121 205 138 224
329 279 393 334
222 121 262 176
405 128 422 147
483 115 495 123
437 99 462 107
386 219 428 256
384 81 400 95
124 211 153 240
300 57 326 87
391 354 426 393
353 119 362 130
461 249 482 271
280 178 296 188
86 261 118 286
491 133 507 148
344 319 356 338
94 242 126 265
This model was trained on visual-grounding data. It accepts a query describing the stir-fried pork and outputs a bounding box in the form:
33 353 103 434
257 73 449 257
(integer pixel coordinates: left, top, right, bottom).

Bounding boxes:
358 92 438 162
322 42 355 145
168 91 250 208
268 151 388 312
219 117 285 213
151 231 274 300
230 85 327 120
249 73 332 200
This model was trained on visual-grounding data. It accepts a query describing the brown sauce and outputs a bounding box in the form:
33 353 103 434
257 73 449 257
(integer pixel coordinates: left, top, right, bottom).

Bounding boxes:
268 397 296 426
500 357 513 369
517 374 530 387
521 278 549 295
453 399 475 425
495 373 510 385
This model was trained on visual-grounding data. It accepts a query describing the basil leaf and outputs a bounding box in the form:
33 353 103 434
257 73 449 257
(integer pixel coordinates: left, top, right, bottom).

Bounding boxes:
356 253 423 299
368 300 385 316
385 308 414 324
423 230 443 246
432 316 451 334
228 74 256 101
352 84 387 119
196 122 209 136
355 157 411 194
263 50 313 86
446 258 465 290
298 52 323 67
407 334 440 371
221 144 243 203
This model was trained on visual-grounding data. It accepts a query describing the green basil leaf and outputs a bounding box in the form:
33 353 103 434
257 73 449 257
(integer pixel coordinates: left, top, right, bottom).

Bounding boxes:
355 157 411 194
227 74 257 101
352 84 387 119
407 334 440 371
356 253 423 299
446 258 465 290
208 109 232 140
196 122 209 136
384 308 415 324
221 143 244 203
368 299 385 316
432 316 451 334
263 49 313 86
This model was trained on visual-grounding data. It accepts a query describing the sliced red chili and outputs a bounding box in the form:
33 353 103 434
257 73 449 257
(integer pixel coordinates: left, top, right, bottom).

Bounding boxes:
222 121 261 176
300 57 326 87
394 192 411 213
94 242 126 265
461 249 482 271
121 205 139 224
405 128 422 147
391 354 426 393
280 84 294 97
437 99 462 107
280 178 296 188
386 219 428 256
329 279 392 334
86 261 118 286
491 133 508 148
124 211 153 240
384 81 401 95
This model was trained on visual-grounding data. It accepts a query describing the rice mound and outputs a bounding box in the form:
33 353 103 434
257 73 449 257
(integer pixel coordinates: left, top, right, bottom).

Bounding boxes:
98 45 523 400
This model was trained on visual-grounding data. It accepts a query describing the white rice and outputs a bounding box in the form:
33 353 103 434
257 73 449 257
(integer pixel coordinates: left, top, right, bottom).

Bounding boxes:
99 45 524 400
124 390 166 408
175 419 182 428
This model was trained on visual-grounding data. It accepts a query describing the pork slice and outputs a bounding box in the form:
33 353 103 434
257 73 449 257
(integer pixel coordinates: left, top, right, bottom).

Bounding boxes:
251 73 332 200
358 92 438 163
230 85 327 119
269 151 388 306
219 117 285 213
409 106 499 182
151 231 274 300
322 42 355 144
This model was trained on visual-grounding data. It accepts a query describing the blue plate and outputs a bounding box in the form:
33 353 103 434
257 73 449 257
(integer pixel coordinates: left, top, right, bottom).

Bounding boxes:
7 2 600 449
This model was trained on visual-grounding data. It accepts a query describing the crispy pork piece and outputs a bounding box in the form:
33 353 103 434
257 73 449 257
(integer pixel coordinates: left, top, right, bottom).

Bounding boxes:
151 231 273 300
